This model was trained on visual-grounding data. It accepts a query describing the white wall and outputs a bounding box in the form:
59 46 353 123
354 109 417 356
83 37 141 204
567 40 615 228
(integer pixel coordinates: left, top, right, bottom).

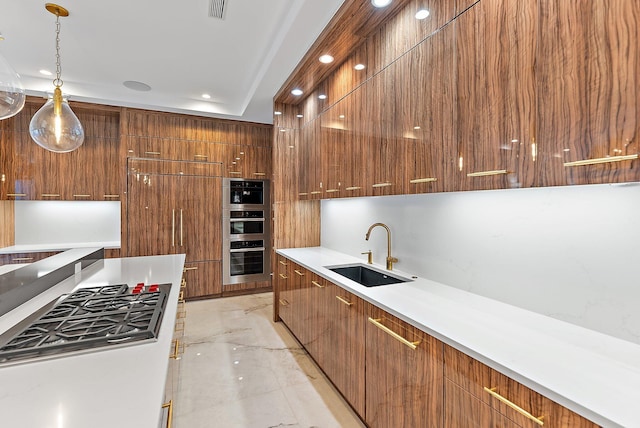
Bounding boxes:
14 201 121 246
321 183 640 345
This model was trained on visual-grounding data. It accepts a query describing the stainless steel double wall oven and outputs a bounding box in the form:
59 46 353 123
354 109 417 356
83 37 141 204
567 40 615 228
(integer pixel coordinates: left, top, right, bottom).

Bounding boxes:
222 178 271 285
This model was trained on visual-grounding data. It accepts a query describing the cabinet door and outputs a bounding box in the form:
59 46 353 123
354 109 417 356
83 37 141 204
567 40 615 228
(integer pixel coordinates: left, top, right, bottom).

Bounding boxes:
323 284 366 417
182 260 222 299
176 175 221 262
456 0 537 191
365 304 444 427
536 0 640 186
276 256 294 326
303 272 331 363
126 171 177 257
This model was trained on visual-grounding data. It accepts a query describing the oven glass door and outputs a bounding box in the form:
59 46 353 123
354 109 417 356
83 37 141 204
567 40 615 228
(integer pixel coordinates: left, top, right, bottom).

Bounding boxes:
229 181 264 205
229 250 265 276
230 220 264 235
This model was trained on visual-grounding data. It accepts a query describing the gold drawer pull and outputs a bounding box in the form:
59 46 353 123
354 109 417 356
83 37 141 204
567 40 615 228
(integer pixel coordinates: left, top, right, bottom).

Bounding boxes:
41 193 60 198
345 186 362 191
336 295 353 306
310 190 322 195
73 194 91 198
178 290 185 303
563 154 638 167
294 269 305 276
145 151 161 156
483 387 544 426
183 266 198 272
253 172 266 176
12 257 34 261
467 169 509 177
161 400 173 428
279 299 289 306
312 280 324 288
103 194 120 199
169 339 182 359
368 317 420 350
279 260 288 266
372 182 392 188
7 193 27 197
409 177 437 184
279 274 288 279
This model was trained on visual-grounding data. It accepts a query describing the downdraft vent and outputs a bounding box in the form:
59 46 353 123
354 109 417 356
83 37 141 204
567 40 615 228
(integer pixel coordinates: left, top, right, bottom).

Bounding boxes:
209 0 226 19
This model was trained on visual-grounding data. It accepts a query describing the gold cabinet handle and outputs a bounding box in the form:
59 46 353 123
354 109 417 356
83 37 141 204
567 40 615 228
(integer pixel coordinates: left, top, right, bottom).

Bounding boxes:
368 317 420 350
181 278 187 288
41 193 60 198
372 182 392 188
178 290 185 303
409 177 437 184
183 266 198 272
279 260 288 266
564 153 638 167
12 257 34 261
169 339 182 359
171 209 176 247
161 400 173 428
467 169 510 177
7 193 27 197
279 299 289 306
312 280 324 288
103 194 120 199
279 274 288 279
335 295 353 306
179 209 183 246
294 269 305 276
483 387 544 426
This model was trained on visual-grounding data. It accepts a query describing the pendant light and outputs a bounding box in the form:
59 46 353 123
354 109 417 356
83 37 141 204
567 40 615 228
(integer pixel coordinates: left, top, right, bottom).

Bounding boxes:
29 3 84 153
0 36 26 120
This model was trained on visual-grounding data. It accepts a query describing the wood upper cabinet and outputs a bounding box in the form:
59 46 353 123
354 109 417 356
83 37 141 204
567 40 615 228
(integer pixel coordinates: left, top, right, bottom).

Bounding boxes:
365 303 444 427
536 0 640 186
398 23 457 194
126 158 223 299
444 345 599 428
1 101 122 201
455 0 537 191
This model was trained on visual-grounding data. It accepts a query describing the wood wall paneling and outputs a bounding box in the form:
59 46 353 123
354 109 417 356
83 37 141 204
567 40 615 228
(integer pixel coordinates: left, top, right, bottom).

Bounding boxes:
536 0 640 186
455 0 537 191
0 200 15 247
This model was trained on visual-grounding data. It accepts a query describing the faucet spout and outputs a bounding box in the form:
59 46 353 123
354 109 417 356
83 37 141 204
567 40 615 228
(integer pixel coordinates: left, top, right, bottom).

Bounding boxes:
365 222 398 270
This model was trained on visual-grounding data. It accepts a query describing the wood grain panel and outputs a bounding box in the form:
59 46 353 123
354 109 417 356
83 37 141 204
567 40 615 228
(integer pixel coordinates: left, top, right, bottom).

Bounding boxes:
222 280 271 296
444 345 600 427
445 379 521 428
128 158 222 177
0 200 15 247
365 303 444 427
271 200 320 250
536 0 640 186
183 260 222 300
456 0 537 191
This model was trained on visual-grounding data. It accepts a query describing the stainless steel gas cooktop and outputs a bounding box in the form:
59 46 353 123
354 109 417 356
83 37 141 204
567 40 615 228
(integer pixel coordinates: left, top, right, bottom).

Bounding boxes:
0 283 170 366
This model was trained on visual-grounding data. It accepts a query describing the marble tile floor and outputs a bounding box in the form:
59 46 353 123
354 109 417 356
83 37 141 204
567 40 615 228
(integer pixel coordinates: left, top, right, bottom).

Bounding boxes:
172 292 365 428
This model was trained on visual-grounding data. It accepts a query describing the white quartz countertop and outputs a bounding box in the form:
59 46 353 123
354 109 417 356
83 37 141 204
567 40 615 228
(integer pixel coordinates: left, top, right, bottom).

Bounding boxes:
0 241 121 254
277 247 640 428
0 253 185 428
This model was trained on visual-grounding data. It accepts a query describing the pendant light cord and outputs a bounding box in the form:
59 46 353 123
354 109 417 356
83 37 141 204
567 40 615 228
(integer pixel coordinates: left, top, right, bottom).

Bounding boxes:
53 14 63 88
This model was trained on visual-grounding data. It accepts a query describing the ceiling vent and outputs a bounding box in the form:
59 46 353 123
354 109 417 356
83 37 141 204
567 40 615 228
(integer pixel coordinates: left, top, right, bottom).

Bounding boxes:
209 0 226 19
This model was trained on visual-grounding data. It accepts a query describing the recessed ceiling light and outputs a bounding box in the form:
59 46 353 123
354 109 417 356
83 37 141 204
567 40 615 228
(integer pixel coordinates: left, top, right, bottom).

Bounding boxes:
354 64 366 71
123 80 152 92
291 88 303 96
274 111 282 115
339 115 345 119
371 0 392 8
39 69 53 76
318 94 327 100
202 93 211 99
415 9 430 19
319 54 334 64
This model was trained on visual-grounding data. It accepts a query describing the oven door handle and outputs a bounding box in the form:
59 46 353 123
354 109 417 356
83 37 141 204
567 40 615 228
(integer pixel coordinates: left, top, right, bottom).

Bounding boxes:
229 247 266 253
229 218 265 222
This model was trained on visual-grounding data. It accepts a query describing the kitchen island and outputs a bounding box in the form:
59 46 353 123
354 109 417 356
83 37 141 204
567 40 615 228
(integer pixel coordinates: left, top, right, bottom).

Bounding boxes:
0 253 185 428
277 247 640 428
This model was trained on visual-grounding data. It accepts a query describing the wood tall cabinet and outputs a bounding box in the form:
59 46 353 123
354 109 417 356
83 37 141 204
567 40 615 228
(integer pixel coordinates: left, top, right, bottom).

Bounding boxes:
365 304 444 428
535 0 640 186
126 158 223 299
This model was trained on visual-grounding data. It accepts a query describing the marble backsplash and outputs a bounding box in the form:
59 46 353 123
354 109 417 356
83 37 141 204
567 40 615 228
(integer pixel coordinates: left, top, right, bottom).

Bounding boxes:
321 182 640 345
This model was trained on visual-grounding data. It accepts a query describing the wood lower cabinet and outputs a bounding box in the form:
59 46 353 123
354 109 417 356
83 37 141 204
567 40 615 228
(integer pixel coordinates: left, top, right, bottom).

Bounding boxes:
126 158 223 299
365 304 444 427
444 345 599 427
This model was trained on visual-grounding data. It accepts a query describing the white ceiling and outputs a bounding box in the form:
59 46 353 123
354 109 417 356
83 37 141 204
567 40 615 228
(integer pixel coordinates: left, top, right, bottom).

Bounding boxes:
0 0 345 124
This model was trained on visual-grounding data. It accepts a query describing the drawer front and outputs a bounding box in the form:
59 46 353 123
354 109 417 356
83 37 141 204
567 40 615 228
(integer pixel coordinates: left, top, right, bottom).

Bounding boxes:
444 345 599 427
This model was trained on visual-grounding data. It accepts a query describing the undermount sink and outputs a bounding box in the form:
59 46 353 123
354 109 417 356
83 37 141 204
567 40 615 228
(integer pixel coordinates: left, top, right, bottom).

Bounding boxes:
326 264 412 287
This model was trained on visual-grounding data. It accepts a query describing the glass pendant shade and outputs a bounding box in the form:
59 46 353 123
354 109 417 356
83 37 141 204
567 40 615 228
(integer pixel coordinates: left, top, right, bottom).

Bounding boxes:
0 52 26 120
29 87 84 152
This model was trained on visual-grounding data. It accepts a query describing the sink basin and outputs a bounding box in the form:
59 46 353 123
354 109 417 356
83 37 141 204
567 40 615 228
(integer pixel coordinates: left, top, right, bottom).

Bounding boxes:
326 264 412 287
